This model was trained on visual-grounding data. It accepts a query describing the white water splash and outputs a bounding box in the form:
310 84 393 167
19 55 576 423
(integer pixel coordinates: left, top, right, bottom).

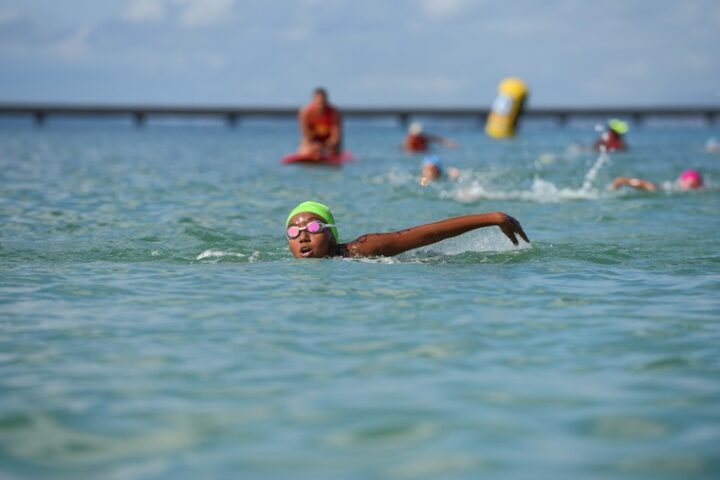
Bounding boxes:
366 168 416 185
580 152 610 192
418 228 531 255
442 177 603 203
444 153 611 203
346 256 399 264
196 250 246 260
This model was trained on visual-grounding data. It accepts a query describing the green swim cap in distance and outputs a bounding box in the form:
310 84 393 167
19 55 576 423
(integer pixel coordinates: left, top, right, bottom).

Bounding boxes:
608 118 629 135
286 201 338 241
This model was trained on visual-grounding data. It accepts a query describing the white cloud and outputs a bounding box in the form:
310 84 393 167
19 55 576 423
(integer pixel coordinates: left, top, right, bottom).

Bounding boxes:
681 52 713 71
352 75 466 96
421 0 470 19
123 0 165 22
205 53 227 70
0 9 20 23
176 0 234 28
50 26 92 60
484 17 554 37
281 26 310 42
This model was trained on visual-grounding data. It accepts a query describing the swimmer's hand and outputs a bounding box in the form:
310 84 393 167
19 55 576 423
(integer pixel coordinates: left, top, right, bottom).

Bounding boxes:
496 213 530 246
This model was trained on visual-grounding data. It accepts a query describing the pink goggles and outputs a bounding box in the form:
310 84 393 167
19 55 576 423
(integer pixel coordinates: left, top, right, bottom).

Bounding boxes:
286 220 335 239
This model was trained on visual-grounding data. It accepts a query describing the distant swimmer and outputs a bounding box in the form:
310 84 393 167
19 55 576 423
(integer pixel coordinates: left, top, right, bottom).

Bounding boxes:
285 201 529 259
420 155 460 186
706 137 720 153
593 119 629 152
611 169 704 192
403 122 457 153
297 87 342 159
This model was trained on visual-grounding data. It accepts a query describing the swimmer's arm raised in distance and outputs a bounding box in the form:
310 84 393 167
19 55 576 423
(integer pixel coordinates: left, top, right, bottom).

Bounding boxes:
611 176 658 191
345 212 529 257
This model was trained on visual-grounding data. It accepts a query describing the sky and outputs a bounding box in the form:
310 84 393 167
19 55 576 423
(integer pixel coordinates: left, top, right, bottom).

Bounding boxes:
1 0 719 107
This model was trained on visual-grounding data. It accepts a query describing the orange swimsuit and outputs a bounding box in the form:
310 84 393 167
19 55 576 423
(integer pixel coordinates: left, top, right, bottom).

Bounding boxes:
306 106 339 142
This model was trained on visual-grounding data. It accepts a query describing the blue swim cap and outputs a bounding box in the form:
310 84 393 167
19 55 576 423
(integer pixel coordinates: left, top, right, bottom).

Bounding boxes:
423 155 442 167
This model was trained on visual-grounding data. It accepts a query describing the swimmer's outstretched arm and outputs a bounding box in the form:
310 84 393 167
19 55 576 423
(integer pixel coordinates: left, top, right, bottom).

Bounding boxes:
345 212 529 257
611 176 657 191
428 135 457 149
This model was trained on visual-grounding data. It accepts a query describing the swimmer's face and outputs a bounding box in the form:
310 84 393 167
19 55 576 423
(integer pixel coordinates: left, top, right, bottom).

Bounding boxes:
313 91 328 110
422 164 441 181
287 213 335 259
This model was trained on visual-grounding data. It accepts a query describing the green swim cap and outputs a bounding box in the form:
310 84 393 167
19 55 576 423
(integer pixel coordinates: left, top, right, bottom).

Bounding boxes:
608 118 629 135
286 201 338 242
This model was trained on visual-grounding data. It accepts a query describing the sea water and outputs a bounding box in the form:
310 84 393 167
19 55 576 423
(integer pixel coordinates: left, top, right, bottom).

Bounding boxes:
1 120 719 479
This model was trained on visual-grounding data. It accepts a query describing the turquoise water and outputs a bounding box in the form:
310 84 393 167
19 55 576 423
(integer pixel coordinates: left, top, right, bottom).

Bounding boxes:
1 122 719 479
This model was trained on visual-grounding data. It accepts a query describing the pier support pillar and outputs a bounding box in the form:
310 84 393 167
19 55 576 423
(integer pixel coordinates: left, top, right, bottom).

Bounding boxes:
398 113 409 129
705 111 716 126
133 112 146 128
226 113 240 128
33 111 46 128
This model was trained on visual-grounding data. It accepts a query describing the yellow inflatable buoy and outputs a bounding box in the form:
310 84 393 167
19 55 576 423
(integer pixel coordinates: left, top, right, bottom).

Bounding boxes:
485 77 529 139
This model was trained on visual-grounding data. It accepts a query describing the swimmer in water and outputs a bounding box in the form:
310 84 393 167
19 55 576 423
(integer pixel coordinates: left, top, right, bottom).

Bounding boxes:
593 119 629 152
286 201 529 259
420 155 460 186
611 169 704 192
404 122 457 153
706 137 720 153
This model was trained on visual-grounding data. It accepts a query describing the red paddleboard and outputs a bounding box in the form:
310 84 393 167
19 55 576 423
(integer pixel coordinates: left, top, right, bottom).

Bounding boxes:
282 151 354 166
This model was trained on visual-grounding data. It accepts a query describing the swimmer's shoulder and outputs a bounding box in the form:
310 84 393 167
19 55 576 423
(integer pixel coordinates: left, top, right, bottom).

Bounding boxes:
333 240 368 258
333 243 350 258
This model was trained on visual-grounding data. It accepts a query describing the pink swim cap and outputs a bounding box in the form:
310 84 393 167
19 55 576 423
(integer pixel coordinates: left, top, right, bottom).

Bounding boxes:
678 169 703 189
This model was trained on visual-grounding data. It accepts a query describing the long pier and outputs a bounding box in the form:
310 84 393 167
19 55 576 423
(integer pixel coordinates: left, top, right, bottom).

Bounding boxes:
0 103 718 127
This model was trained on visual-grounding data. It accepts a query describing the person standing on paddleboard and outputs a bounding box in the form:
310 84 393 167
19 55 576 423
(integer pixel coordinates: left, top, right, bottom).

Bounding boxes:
297 88 342 160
